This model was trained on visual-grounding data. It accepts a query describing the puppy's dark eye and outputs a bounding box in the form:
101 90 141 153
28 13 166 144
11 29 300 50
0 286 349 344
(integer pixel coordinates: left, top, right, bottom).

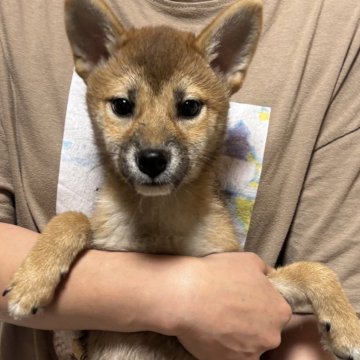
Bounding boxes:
111 98 134 117
178 100 202 119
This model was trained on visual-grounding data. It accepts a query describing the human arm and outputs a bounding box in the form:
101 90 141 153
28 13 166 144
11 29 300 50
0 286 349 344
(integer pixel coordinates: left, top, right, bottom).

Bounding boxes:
0 222 291 360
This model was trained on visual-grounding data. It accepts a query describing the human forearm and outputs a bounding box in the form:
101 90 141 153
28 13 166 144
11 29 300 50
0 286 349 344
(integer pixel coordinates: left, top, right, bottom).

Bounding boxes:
0 223 188 333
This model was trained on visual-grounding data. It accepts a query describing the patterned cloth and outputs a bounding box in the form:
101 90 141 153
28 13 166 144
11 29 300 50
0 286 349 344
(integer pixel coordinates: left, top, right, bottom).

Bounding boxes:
218 103 270 245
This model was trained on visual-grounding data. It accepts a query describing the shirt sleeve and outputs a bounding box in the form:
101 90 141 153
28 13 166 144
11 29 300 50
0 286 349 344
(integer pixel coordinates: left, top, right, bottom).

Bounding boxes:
0 36 15 224
0 121 15 224
282 46 360 313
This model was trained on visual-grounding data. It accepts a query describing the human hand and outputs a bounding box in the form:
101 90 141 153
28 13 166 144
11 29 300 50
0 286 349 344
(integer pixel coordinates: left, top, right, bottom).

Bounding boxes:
172 252 292 360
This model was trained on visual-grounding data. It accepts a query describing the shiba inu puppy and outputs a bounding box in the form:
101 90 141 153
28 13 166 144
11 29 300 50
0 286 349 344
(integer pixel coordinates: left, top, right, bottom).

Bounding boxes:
4 0 360 359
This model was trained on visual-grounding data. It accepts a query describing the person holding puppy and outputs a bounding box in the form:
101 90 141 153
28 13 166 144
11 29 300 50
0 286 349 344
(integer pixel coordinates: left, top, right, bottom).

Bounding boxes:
0 0 359 359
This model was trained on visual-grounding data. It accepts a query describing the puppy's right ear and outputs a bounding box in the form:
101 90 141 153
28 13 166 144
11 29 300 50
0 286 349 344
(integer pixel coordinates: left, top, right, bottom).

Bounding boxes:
65 0 127 80
195 0 262 95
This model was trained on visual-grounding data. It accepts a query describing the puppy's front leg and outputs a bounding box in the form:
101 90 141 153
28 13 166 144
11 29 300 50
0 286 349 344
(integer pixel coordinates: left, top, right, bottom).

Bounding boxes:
4 212 91 319
269 262 360 359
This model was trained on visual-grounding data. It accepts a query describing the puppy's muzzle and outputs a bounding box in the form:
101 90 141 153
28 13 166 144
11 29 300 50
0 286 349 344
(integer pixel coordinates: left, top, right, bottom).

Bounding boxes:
136 149 170 179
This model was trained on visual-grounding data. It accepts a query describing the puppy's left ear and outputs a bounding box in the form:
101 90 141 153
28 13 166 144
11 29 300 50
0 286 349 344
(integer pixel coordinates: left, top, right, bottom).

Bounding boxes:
196 0 262 94
65 0 127 80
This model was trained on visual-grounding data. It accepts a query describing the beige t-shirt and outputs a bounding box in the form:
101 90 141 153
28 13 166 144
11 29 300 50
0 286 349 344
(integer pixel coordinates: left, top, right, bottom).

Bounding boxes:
1 0 360 359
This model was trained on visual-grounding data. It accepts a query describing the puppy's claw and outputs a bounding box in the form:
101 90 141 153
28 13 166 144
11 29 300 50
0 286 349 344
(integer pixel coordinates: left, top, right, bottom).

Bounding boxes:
2 288 11 297
325 322 331 332
334 355 354 360
31 306 38 315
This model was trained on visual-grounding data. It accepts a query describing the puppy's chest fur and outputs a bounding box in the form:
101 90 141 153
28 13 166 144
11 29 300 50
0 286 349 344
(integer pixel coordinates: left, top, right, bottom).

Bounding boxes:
90 178 241 257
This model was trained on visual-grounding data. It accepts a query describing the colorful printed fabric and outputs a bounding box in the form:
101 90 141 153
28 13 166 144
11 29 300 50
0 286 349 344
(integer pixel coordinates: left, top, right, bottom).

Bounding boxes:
218 103 270 246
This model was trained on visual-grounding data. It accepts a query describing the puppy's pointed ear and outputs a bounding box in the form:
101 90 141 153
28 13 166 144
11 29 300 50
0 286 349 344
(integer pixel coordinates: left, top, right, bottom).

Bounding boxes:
196 0 262 94
65 0 127 80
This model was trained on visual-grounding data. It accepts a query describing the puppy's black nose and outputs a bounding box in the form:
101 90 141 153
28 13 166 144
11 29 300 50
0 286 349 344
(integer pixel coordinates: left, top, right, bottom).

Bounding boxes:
136 149 168 179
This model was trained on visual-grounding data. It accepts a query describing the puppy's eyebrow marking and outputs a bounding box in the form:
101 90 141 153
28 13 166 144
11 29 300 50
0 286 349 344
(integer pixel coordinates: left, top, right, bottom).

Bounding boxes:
174 87 204 103
174 89 185 103
128 88 137 104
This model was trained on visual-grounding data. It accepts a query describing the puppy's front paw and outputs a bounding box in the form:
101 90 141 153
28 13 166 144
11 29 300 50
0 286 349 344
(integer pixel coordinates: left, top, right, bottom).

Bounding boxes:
320 316 360 360
3 261 66 320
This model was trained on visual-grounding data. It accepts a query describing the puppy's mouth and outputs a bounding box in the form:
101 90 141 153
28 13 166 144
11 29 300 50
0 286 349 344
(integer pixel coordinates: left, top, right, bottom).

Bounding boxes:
135 183 174 197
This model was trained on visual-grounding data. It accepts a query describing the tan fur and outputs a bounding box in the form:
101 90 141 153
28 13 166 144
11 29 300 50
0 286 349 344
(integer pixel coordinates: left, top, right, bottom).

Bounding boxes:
6 212 91 320
5 0 360 359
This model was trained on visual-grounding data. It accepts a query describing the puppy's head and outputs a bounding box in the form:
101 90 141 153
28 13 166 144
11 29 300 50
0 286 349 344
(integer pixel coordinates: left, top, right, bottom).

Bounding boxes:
65 0 262 196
